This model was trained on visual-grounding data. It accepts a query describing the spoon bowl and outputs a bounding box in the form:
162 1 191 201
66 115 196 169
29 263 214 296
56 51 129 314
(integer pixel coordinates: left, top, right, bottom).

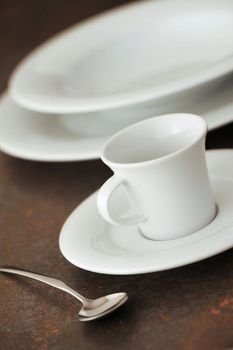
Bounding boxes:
79 292 128 321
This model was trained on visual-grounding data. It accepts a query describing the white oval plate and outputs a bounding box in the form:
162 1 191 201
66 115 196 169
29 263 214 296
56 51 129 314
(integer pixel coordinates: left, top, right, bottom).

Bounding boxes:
59 150 233 275
9 0 233 114
1 79 233 162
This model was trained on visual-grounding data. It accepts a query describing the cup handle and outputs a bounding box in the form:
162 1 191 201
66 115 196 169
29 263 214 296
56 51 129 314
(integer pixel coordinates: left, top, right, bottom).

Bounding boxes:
97 175 145 226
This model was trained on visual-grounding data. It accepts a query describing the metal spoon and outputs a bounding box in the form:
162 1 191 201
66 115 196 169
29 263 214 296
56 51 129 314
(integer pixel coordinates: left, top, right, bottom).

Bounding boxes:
0 266 128 321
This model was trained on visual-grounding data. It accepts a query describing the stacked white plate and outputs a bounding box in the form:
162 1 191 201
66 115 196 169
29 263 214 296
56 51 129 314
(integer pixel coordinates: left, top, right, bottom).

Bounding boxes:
1 0 233 161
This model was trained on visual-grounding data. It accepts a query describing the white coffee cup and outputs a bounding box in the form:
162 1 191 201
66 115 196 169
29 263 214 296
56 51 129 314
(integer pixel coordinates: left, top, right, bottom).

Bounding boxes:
97 113 216 240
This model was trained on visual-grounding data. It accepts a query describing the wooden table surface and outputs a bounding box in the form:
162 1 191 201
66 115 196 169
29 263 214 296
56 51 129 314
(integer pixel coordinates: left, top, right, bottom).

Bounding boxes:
1 1 233 349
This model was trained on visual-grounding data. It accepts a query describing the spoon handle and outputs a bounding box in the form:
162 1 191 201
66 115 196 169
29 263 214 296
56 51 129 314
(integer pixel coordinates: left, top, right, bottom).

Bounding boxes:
0 266 88 304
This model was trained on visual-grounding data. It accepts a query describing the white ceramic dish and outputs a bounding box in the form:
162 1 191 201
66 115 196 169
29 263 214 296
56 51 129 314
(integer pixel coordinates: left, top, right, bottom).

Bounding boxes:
1 79 233 162
9 0 233 114
59 150 233 275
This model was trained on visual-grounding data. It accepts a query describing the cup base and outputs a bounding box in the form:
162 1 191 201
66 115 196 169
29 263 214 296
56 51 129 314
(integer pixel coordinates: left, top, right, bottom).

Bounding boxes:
139 204 218 242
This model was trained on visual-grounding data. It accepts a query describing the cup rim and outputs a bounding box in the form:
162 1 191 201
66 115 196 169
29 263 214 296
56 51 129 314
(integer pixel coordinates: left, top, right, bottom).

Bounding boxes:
101 113 207 168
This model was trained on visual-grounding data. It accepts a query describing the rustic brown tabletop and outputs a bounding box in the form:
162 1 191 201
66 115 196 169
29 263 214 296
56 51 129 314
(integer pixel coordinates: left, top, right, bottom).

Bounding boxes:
1 1 233 349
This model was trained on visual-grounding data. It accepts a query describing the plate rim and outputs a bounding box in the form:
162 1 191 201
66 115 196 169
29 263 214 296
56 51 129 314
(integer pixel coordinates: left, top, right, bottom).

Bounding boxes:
1 93 233 162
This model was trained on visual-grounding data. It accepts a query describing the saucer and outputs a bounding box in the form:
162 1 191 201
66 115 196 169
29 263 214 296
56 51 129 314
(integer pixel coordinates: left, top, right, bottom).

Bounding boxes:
59 150 233 274
1 87 233 161
9 0 233 114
